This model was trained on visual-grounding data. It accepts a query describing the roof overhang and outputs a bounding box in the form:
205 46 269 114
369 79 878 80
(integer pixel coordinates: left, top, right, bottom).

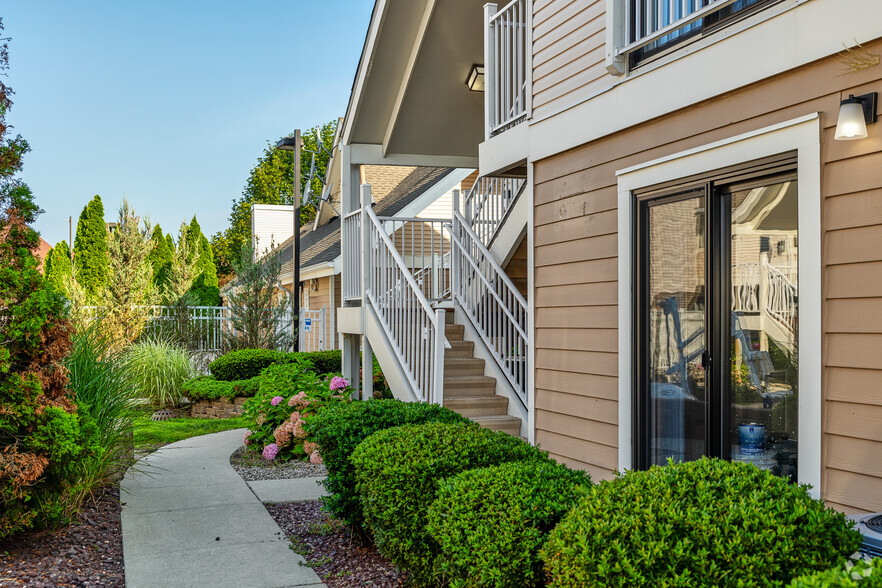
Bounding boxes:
341 0 484 164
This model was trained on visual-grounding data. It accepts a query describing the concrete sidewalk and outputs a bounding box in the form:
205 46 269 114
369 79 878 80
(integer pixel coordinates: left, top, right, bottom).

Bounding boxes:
121 428 326 588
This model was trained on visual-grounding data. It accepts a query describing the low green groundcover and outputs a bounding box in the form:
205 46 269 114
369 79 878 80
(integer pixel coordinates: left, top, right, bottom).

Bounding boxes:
181 375 261 401
542 457 862 587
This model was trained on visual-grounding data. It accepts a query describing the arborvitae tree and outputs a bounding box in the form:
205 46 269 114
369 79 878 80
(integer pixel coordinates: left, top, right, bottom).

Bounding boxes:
100 199 156 350
44 240 72 295
184 216 220 306
164 223 198 304
73 195 109 302
147 224 173 291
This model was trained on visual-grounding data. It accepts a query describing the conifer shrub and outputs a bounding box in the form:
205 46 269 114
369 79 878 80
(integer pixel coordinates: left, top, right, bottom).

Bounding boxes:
428 461 591 588
541 458 863 588
351 422 550 585
73 194 109 302
308 400 469 530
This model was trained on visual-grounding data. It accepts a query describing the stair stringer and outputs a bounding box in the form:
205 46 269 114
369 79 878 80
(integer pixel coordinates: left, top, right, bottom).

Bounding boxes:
363 300 421 403
453 304 529 438
488 181 528 267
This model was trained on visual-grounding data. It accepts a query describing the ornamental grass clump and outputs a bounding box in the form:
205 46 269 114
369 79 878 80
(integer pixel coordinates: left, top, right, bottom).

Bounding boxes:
542 457 863 588
241 358 351 463
427 461 591 588
307 400 470 531
351 422 551 586
122 337 195 408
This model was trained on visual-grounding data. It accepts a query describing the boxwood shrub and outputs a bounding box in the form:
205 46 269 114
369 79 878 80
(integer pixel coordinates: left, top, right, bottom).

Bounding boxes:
351 422 550 586
542 457 863 587
307 399 469 530
428 460 591 588
208 349 342 381
181 375 261 402
788 557 882 587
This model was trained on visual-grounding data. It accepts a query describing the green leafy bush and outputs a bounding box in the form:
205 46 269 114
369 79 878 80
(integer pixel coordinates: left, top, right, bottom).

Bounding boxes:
209 348 342 381
122 338 195 407
428 461 591 588
308 400 469 530
181 375 261 402
542 458 863 588
352 422 550 586
789 557 882 587
242 358 351 463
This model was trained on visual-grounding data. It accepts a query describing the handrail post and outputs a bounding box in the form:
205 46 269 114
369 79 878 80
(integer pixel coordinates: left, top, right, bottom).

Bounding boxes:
484 3 498 141
361 184 372 302
433 308 446 406
451 190 461 301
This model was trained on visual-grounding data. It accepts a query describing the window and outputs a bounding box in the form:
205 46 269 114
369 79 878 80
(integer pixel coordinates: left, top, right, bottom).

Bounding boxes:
634 165 799 480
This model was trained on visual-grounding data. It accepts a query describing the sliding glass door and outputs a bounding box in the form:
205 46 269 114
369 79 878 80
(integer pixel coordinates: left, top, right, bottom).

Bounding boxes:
636 171 799 480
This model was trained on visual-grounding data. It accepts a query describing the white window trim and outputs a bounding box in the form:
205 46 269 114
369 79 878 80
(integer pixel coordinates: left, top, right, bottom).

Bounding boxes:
616 113 822 497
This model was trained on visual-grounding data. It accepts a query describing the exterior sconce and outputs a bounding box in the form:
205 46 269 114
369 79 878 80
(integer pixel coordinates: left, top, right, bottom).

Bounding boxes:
466 64 485 92
834 92 877 140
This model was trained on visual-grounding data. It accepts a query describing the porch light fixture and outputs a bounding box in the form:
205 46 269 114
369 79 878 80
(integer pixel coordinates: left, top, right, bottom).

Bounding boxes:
466 64 484 92
834 92 877 140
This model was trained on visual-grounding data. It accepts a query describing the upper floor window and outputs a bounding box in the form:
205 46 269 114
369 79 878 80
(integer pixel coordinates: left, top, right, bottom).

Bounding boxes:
625 0 781 66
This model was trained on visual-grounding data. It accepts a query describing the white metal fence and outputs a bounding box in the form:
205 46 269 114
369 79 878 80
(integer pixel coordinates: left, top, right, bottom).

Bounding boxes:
486 0 528 137
464 176 526 247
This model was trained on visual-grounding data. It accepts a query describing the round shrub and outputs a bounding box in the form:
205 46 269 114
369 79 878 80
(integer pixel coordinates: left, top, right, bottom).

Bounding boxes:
293 350 342 375
542 458 863 587
788 557 882 587
428 461 591 588
308 400 470 530
209 349 283 381
352 422 550 586
122 338 195 407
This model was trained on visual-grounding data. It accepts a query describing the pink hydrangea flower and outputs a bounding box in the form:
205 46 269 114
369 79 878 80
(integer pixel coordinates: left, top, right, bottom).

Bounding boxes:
288 411 302 423
243 432 253 446
303 441 318 454
262 443 280 461
309 450 323 465
273 421 294 448
293 419 308 440
329 376 350 392
270 396 284 406
288 391 309 409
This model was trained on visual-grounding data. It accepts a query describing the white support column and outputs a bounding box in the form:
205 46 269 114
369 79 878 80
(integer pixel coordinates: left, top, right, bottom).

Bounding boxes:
433 309 446 406
362 335 373 401
342 334 360 400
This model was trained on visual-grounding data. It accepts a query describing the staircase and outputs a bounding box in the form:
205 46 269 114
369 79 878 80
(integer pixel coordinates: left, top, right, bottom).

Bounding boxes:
442 322 522 436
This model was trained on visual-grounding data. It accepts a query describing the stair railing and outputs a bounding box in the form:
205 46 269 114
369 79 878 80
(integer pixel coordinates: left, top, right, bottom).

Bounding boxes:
451 190 529 409
361 185 448 405
464 176 526 247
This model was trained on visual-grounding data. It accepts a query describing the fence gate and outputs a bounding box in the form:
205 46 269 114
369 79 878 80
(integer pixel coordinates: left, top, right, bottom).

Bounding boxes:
298 307 326 352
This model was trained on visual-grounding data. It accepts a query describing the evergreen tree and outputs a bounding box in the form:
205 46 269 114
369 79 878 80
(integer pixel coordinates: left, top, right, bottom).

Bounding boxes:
184 216 220 306
44 240 72 295
164 222 198 304
73 195 109 302
147 224 173 291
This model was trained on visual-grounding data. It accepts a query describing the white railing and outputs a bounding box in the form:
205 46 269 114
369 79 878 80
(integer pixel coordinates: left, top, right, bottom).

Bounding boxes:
363 199 447 404
464 176 526 246
450 200 528 408
732 263 761 313
343 209 362 301
379 217 451 301
486 0 527 137
765 264 797 334
299 307 326 352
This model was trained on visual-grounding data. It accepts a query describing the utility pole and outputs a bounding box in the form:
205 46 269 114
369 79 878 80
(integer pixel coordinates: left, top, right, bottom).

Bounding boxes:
275 130 302 352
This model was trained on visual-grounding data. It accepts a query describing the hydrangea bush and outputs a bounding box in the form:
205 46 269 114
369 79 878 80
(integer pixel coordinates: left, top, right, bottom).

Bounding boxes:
241 357 350 463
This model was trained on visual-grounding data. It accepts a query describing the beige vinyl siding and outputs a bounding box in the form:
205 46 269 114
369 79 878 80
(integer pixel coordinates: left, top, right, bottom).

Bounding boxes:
532 36 882 511
299 275 342 351
504 236 529 299
532 0 610 121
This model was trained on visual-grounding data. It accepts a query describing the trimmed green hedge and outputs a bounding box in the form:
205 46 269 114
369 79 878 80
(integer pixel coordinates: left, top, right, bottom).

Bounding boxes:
181 375 261 401
788 557 882 587
352 422 550 586
542 458 863 587
428 461 591 588
308 400 470 530
208 349 342 381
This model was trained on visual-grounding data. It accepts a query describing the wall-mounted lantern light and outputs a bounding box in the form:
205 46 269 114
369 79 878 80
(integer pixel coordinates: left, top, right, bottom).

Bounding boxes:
466 64 485 92
834 92 877 140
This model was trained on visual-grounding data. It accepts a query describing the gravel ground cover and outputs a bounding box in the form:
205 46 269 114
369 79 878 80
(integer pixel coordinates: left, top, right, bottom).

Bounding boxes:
0 487 125 587
230 445 327 481
266 501 408 588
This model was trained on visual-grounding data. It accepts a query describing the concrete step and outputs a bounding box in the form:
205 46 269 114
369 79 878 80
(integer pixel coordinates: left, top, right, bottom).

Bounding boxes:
445 340 474 359
444 395 509 418
445 324 464 341
472 415 522 436
444 357 485 377
443 375 496 397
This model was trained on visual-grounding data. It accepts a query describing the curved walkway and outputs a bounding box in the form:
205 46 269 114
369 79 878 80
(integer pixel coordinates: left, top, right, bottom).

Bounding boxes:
121 428 326 588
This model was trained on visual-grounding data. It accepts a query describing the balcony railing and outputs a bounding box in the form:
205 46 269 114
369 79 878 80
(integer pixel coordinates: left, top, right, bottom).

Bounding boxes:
486 0 527 137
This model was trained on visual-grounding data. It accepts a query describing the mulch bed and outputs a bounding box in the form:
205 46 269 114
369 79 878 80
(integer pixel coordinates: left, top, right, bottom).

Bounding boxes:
0 487 125 587
266 501 408 587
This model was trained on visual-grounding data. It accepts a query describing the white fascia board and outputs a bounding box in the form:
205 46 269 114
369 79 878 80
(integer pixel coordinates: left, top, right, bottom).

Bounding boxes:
349 143 479 168
393 168 474 219
616 114 822 496
252 204 295 212
480 0 878 165
341 0 388 146
279 262 336 286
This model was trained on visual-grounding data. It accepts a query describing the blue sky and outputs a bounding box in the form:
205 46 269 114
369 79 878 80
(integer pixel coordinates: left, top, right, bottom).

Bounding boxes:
3 1 374 245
